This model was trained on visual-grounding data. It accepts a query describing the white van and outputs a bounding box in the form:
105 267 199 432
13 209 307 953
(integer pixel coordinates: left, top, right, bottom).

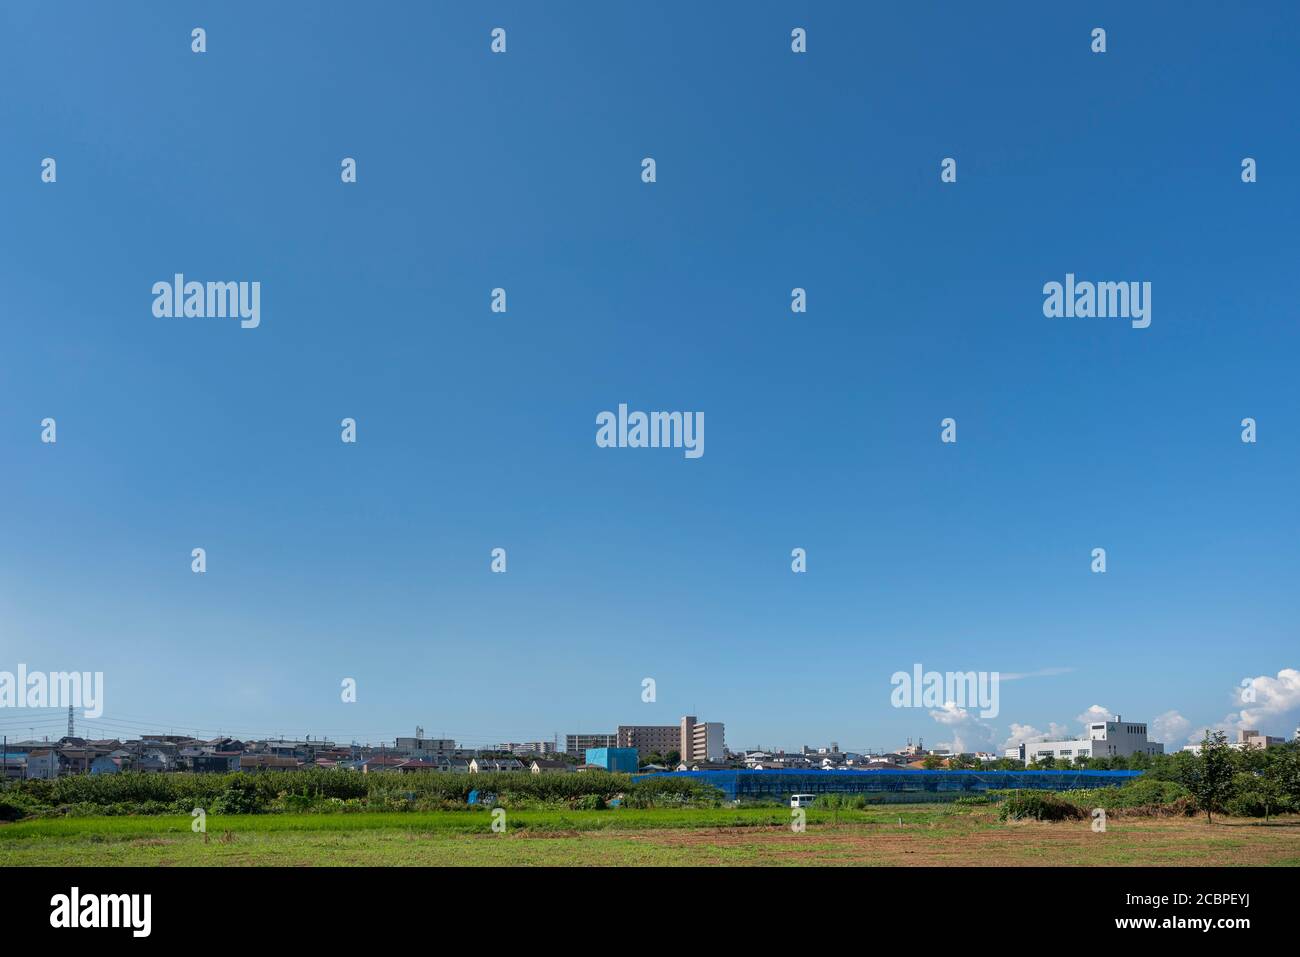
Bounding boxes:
790 793 817 808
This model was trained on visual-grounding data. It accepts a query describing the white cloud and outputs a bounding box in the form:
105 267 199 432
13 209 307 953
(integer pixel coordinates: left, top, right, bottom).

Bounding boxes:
999 667 1075 681
1076 704 1115 727
929 703 995 753
929 702 969 725
999 722 1070 751
1188 667 1300 743
1233 668 1300 729
1150 709 1190 745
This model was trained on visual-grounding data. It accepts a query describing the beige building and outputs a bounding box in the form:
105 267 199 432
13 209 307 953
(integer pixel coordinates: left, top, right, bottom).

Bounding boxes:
617 725 680 760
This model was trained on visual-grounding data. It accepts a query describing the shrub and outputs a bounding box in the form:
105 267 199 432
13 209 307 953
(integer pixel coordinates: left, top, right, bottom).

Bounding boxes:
210 778 265 815
1074 779 1191 812
998 791 1086 822
0 793 41 822
0 768 725 815
813 793 869 810
1225 792 1269 818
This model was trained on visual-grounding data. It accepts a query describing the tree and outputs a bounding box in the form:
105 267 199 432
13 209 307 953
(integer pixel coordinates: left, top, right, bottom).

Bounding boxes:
922 754 946 770
1265 744 1300 818
1189 731 1234 822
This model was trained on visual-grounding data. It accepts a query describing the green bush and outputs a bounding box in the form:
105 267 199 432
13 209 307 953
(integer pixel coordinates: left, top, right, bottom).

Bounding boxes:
813 793 869 810
998 791 1086 822
0 792 42 821
210 778 265 815
1070 779 1191 811
1225 792 1270 818
0 768 725 816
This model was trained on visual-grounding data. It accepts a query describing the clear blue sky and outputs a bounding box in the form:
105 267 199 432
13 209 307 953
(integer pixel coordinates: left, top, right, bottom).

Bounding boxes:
2 2 1298 753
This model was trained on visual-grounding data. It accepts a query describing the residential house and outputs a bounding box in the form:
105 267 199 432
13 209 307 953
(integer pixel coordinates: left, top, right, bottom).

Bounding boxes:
469 756 525 773
529 759 570 774
25 750 65 780
239 755 299 772
0 753 28 781
90 752 131 775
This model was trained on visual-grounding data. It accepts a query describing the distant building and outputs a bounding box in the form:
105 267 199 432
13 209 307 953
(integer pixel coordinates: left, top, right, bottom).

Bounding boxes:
744 749 814 770
681 716 725 763
1005 715 1164 763
617 725 680 760
240 755 299 772
393 736 457 760
584 747 639 773
529 759 570 774
0 753 27 781
193 752 241 773
565 733 616 757
1182 728 1287 755
469 756 525 773
497 741 557 756
90 750 134 775
1236 729 1285 749
25 750 64 780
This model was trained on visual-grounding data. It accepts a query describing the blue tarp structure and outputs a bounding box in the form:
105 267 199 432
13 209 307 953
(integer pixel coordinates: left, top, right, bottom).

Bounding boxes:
630 768 1143 801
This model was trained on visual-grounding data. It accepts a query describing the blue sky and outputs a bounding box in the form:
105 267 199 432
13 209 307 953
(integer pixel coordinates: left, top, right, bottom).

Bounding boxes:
2 2 1298 753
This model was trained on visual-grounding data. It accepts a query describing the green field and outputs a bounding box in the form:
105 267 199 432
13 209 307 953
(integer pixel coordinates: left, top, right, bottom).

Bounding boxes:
4 804 1299 866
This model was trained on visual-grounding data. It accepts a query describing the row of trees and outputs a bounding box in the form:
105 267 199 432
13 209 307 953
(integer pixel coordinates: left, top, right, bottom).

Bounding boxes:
996 736 1300 821
1174 732 1300 821
926 737 1300 821
643 750 681 767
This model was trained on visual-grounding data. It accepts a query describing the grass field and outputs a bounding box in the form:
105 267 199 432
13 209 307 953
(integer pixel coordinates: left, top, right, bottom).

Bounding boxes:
4 804 1300 866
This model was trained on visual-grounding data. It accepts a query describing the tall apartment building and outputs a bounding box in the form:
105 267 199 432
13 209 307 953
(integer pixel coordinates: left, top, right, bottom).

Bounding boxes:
617 725 681 760
1004 715 1164 763
680 715 726 763
565 733 616 757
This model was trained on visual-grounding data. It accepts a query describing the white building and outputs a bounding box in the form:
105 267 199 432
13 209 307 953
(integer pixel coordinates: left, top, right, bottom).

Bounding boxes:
1182 728 1286 755
393 735 458 760
681 716 725 763
1005 715 1164 763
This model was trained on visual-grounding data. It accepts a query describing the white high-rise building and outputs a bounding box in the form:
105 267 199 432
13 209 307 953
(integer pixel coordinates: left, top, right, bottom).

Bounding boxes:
680 715 726 763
